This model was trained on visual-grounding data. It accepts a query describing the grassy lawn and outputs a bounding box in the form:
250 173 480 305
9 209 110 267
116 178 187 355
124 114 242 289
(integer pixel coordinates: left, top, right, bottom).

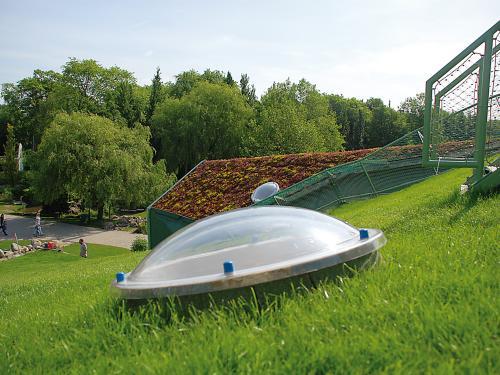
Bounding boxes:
0 239 31 248
0 202 32 215
0 168 498 373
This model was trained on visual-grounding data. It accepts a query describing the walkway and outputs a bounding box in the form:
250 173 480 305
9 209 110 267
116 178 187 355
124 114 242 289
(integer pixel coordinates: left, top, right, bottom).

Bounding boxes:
3 214 144 249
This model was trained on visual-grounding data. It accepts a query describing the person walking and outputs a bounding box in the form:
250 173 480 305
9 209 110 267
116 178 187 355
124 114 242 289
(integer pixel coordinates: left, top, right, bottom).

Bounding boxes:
34 211 43 237
79 238 88 258
1 218 7 236
0 214 6 236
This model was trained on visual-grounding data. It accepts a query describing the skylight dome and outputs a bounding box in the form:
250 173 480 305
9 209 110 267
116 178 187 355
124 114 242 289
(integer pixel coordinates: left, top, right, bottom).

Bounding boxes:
251 182 280 203
111 206 386 299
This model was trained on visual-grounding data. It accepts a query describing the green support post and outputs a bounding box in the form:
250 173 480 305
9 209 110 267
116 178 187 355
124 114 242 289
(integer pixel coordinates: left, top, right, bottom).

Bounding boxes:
422 21 499 193
473 30 493 184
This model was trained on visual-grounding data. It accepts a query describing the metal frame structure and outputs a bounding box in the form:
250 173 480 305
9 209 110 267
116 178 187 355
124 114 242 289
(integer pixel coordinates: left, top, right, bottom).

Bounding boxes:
423 21 500 190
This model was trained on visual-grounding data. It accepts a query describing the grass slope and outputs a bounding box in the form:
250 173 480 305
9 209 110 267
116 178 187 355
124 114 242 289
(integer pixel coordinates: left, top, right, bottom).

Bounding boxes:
0 169 498 374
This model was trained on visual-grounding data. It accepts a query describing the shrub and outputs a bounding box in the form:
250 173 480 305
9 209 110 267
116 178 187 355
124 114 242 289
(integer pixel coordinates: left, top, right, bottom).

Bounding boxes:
131 237 148 251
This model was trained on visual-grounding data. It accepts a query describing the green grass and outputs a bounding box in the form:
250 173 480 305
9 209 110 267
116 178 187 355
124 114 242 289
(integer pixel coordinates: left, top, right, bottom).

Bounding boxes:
0 202 29 215
0 169 498 374
0 239 31 248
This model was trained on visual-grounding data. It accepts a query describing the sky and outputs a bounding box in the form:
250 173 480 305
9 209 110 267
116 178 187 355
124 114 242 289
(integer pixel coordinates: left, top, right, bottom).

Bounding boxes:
1 0 499 107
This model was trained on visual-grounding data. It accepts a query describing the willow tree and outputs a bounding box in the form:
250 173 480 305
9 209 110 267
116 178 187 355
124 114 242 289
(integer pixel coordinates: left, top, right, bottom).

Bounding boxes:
30 113 172 220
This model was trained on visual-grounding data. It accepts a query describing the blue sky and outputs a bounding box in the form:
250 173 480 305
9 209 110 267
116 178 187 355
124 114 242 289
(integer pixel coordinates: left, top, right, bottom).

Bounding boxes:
1 0 498 106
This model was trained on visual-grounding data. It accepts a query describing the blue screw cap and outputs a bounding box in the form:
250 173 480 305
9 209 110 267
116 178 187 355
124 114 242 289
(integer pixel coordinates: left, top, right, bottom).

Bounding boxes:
359 229 369 240
116 272 125 283
223 261 234 274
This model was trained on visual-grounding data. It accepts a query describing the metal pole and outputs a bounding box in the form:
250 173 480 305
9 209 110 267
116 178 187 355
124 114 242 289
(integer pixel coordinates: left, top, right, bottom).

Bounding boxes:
473 31 493 183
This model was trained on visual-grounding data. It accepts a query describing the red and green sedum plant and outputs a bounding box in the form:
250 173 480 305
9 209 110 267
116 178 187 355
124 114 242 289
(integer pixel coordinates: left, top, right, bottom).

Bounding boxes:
153 149 374 220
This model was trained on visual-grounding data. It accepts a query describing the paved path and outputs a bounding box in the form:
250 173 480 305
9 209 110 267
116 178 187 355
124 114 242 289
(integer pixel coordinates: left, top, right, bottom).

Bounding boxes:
3 214 144 249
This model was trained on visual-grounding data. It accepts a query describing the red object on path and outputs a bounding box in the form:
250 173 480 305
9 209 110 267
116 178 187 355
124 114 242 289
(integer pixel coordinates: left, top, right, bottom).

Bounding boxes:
47 241 56 250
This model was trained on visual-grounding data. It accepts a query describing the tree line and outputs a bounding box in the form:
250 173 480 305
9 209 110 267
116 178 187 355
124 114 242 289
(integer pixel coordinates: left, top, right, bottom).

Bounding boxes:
0 58 425 218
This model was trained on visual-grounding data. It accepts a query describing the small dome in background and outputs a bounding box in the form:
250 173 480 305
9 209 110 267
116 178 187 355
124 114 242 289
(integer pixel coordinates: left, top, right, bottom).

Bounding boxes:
251 182 280 203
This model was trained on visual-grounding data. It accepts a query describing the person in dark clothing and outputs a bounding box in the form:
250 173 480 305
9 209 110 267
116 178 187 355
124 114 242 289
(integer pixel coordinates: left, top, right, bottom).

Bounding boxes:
1 219 7 236
0 214 7 236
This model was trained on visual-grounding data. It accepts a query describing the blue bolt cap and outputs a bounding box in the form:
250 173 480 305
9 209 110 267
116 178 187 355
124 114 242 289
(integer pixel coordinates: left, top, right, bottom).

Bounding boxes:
223 261 234 274
359 229 369 240
116 272 125 282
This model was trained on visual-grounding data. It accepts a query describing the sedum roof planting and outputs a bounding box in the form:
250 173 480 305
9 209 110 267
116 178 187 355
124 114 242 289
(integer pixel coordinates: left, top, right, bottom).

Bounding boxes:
153 149 375 220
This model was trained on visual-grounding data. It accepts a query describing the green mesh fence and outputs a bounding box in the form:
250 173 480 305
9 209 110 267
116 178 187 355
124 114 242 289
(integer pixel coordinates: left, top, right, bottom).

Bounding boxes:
148 127 489 247
253 128 456 211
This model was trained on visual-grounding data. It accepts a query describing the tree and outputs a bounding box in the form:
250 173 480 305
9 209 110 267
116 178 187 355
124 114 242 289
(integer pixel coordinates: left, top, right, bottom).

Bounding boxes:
0 105 11 153
108 81 143 128
153 81 253 176
145 67 164 126
364 98 408 148
1 59 138 149
1 70 61 148
171 69 236 98
398 92 425 130
225 71 236 86
4 124 18 186
328 95 372 150
170 70 202 98
53 58 135 116
29 113 172 220
249 79 343 155
239 73 257 106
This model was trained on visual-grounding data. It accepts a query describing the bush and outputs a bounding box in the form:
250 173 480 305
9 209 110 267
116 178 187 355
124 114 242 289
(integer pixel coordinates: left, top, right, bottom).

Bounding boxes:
131 237 148 251
0 187 13 202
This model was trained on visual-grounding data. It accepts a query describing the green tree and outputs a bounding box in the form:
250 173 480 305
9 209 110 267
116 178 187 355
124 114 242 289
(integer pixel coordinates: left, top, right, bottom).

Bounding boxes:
170 70 202 98
1 70 61 148
239 73 257 105
250 79 343 155
53 58 135 115
108 81 143 128
170 69 233 98
328 95 372 150
0 105 11 153
153 81 253 176
1 59 138 149
398 92 425 130
225 71 236 86
29 113 172 220
4 124 18 186
145 67 164 126
365 98 408 148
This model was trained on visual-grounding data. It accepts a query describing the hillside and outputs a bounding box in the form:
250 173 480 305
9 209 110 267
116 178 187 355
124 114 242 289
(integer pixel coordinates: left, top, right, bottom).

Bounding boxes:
0 168 498 374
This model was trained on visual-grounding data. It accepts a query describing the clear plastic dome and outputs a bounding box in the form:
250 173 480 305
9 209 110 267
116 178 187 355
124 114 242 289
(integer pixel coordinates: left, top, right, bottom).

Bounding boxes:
251 182 280 203
112 206 386 299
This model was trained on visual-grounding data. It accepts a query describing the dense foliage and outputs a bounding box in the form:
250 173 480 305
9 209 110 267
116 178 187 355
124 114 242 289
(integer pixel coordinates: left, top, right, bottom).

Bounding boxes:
131 237 149 251
153 81 253 176
0 58 423 213
29 113 172 220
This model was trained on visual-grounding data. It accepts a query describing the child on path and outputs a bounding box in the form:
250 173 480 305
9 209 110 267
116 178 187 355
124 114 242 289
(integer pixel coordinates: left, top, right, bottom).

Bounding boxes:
34 211 43 237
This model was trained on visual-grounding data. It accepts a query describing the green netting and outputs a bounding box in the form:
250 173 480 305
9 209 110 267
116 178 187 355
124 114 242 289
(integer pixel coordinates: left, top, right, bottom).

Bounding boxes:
148 126 488 246
253 128 453 211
